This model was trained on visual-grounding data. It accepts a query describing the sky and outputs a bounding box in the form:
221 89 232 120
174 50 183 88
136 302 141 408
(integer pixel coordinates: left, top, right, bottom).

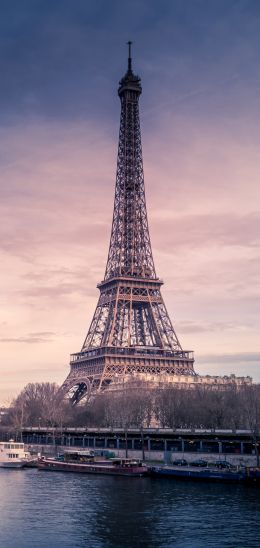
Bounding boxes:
1 0 260 404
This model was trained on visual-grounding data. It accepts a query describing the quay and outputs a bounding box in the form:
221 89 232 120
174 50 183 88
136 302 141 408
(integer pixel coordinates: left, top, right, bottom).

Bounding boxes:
0 427 259 467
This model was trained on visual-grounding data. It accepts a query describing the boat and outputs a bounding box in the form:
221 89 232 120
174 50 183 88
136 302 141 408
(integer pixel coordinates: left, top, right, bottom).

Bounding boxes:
38 451 147 477
149 464 256 483
0 439 32 469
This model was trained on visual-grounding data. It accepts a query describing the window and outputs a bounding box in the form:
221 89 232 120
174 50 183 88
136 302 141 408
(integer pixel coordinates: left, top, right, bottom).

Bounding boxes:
184 440 200 453
95 438 105 448
150 439 164 451
107 438 117 449
166 440 182 452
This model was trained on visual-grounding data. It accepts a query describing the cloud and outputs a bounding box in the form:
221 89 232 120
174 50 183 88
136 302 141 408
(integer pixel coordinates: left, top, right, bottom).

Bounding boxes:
151 212 260 250
198 352 260 364
1 118 260 402
177 321 252 334
195 352 260 381
0 332 55 344
1 0 260 127
195 352 260 382
18 282 97 300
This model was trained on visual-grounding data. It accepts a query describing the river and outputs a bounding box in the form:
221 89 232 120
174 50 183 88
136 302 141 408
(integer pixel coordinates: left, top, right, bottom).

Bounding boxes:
0 469 259 547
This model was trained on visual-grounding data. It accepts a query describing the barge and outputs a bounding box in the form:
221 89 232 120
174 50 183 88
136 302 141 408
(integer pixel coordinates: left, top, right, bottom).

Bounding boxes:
149 465 259 483
38 452 147 477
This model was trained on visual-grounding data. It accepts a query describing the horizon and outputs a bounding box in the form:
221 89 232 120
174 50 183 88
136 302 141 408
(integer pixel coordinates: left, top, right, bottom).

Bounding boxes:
1 0 260 405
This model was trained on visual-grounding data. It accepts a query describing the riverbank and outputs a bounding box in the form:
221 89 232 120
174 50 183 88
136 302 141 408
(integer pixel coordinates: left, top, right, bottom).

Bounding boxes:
1 426 256 467
27 443 259 468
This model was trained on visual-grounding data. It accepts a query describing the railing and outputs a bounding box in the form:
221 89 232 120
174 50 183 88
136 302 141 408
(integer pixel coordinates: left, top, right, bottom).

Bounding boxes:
70 346 194 362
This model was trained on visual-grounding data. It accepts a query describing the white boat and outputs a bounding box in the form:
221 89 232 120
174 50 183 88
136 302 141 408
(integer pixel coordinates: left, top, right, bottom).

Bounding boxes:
0 439 31 468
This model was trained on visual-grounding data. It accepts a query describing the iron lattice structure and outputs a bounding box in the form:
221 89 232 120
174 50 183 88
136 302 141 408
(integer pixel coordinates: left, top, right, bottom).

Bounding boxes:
61 45 195 403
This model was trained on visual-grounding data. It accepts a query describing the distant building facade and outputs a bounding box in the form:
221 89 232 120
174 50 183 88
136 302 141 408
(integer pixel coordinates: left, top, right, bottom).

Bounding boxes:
108 372 253 391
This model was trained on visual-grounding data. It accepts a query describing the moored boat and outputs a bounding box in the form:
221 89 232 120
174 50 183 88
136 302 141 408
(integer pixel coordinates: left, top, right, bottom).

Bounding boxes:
0 439 32 469
38 452 147 477
149 464 257 483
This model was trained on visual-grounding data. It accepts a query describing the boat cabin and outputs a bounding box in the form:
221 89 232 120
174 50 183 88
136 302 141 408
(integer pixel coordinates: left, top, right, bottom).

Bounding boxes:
110 458 144 468
63 450 95 463
0 439 30 467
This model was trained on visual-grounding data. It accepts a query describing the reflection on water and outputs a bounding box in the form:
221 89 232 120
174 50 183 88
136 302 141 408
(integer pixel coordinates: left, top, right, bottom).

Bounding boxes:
0 469 259 547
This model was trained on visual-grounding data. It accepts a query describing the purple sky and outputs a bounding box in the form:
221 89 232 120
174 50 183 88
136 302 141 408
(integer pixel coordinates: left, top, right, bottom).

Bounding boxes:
1 0 260 403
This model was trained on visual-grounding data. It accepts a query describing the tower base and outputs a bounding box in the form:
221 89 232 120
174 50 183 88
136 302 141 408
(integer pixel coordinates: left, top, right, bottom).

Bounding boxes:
60 346 195 404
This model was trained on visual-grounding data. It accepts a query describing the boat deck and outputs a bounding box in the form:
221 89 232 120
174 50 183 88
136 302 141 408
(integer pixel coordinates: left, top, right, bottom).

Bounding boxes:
38 458 147 477
149 465 258 483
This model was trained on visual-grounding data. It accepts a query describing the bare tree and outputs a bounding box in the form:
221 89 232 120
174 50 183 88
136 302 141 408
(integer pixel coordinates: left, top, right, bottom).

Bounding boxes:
6 383 66 428
154 386 183 428
241 385 260 466
3 380 259 456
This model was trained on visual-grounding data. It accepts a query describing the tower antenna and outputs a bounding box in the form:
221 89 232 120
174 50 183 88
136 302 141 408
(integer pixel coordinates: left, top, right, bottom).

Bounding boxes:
127 40 132 71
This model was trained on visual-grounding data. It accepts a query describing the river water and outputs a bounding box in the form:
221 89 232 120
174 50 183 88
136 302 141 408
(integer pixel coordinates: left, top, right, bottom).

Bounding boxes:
0 469 259 547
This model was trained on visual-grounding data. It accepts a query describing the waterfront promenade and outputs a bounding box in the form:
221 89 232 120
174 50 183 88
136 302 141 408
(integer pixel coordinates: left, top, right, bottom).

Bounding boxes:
1 427 259 466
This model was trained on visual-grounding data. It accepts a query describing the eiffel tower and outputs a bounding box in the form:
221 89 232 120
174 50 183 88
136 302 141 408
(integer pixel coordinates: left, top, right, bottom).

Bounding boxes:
61 43 195 403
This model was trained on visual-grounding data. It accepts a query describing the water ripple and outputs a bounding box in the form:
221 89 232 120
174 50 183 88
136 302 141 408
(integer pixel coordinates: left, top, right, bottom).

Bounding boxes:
0 470 259 547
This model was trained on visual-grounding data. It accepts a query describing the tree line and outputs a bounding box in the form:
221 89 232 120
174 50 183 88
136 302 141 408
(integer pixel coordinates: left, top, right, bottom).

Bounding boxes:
1 381 260 436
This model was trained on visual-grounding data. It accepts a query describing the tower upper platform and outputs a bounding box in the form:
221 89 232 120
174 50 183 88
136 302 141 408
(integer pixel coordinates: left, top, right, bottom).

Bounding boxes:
118 41 142 97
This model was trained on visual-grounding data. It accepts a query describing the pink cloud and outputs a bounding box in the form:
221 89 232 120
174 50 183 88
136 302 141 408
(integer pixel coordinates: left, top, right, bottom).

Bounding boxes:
0 114 260 402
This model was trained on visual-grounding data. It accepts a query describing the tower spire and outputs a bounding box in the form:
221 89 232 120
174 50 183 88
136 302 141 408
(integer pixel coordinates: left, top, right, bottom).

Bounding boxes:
127 40 132 72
